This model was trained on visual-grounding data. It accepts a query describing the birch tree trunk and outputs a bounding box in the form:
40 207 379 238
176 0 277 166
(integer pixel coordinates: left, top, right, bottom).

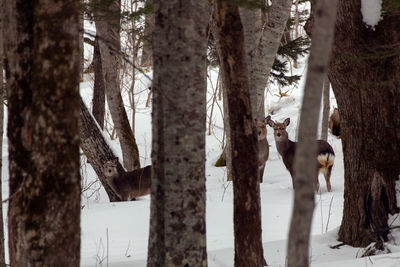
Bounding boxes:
4 0 81 265
94 0 140 171
287 1 337 267
140 0 154 68
147 0 209 266
214 1 265 265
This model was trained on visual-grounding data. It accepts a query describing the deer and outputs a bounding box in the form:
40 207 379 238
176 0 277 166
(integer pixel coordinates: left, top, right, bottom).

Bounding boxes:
329 107 340 137
256 119 269 183
266 116 335 192
103 158 151 201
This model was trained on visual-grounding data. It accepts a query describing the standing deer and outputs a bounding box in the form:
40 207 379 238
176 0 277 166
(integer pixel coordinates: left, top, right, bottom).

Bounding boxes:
266 116 335 192
256 119 269 183
103 158 151 201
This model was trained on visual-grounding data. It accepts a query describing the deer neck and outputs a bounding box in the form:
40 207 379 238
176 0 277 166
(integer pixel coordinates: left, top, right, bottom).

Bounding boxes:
275 138 294 156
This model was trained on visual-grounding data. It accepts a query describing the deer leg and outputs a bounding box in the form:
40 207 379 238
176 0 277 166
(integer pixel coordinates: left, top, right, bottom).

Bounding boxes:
258 164 265 183
325 166 333 192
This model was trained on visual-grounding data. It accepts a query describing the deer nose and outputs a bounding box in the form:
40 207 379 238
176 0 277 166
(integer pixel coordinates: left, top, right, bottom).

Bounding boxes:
277 133 281 137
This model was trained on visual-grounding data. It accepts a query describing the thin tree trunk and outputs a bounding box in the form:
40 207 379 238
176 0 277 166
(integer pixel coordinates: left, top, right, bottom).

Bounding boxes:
92 36 106 129
140 0 154 68
94 0 140 171
79 97 122 202
0 10 6 266
320 75 330 141
147 0 209 266
329 0 400 247
287 1 337 267
214 1 265 265
4 1 81 265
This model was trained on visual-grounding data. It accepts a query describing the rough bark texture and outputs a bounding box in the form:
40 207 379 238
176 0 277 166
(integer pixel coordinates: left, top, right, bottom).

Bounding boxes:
4 1 81 265
79 97 122 202
320 76 330 141
287 1 337 267
214 1 265 266
147 0 208 266
329 0 400 247
92 35 106 129
0 10 6 266
94 0 140 171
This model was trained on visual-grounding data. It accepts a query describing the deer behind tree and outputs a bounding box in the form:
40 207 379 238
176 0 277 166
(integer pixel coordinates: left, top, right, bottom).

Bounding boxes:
266 116 335 192
256 119 269 183
329 107 340 137
103 159 151 201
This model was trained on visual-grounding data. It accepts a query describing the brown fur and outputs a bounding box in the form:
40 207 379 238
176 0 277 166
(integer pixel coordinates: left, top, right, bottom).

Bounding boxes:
328 108 340 137
266 116 335 192
103 159 151 201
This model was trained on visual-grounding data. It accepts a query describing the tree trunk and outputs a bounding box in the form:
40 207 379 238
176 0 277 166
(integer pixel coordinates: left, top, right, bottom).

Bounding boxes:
147 0 209 266
329 0 400 247
287 1 337 267
4 1 81 265
79 97 122 202
320 76 330 141
140 0 154 68
0 11 6 266
94 0 140 171
213 1 265 266
92 35 106 129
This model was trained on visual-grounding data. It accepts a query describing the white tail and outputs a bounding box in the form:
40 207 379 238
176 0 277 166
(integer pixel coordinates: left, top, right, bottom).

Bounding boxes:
103 158 151 201
256 119 269 183
266 116 335 192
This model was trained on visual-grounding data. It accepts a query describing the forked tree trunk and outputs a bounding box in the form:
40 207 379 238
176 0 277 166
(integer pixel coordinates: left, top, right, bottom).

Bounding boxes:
329 0 400 247
147 0 209 266
94 0 140 171
213 1 265 266
287 1 337 266
4 1 81 265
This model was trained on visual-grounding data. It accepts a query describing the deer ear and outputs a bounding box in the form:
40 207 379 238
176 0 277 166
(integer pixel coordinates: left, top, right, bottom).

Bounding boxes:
283 118 290 126
265 116 274 127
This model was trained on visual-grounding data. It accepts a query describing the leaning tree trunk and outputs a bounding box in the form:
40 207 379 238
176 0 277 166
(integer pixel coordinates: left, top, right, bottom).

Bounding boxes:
147 0 209 266
214 1 265 266
329 0 400 247
94 0 140 171
287 1 337 266
79 97 122 202
4 0 81 265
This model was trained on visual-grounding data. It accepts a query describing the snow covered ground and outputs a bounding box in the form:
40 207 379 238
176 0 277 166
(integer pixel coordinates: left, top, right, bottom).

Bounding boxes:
76 60 400 267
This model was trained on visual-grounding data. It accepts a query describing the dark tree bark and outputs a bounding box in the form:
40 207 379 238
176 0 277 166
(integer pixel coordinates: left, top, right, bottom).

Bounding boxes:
147 1 209 266
0 9 6 266
92 36 106 129
94 0 140 171
329 0 400 247
4 0 81 265
79 97 122 202
287 1 337 266
213 1 265 266
320 76 330 141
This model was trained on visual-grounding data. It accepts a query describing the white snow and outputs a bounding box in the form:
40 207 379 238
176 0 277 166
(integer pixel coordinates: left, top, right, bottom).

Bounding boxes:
361 0 383 29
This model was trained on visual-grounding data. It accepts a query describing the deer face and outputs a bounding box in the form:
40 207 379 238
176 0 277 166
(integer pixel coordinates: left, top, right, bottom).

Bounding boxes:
103 158 119 178
256 119 267 141
266 116 290 143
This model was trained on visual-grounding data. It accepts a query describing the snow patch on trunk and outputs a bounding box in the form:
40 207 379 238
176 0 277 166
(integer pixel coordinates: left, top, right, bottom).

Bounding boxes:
361 0 383 29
